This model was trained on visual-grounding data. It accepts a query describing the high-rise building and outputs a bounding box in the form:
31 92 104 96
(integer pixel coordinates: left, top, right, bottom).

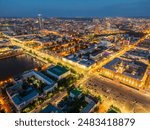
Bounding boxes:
94 24 101 34
38 14 43 30
93 18 101 34
106 22 111 30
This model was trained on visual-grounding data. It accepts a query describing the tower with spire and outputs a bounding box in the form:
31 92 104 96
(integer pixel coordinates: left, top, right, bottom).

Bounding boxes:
38 14 43 30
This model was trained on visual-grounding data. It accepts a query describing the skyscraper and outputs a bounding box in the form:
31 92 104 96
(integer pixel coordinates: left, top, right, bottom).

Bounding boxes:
93 18 101 34
38 14 43 30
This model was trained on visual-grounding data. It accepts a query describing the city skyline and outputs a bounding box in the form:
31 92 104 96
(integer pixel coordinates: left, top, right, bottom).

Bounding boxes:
0 0 150 17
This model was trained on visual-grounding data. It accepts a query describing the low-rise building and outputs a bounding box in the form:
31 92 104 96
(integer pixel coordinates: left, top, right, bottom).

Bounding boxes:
63 55 95 69
6 82 39 111
6 70 57 110
40 104 62 113
46 65 70 80
100 58 148 89
81 95 98 113
22 70 57 93
70 88 82 99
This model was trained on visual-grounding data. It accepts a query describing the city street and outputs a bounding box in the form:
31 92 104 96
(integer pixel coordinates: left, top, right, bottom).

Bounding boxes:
1 20 150 113
82 75 150 112
0 95 11 112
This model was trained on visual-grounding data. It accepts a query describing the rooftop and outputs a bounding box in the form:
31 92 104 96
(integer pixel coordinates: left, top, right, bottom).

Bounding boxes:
70 88 82 97
47 65 69 76
90 47 107 57
12 88 38 106
6 70 56 109
7 83 39 107
104 58 148 80
40 104 62 113
81 101 96 113
122 48 150 60
79 59 95 67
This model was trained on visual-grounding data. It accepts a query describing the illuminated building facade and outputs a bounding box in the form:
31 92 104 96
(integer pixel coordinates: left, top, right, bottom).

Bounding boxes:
100 58 148 89
38 14 43 30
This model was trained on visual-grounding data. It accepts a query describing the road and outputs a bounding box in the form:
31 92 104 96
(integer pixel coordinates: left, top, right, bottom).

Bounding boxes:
0 95 11 112
90 75 150 104
1 31 150 112
91 33 150 73
81 75 150 112
145 75 150 89
8 36 87 74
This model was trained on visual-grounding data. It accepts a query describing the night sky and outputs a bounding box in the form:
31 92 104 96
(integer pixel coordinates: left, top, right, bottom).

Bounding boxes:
0 0 150 17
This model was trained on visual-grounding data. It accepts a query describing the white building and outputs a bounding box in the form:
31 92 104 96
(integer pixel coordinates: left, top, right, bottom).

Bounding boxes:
6 70 57 111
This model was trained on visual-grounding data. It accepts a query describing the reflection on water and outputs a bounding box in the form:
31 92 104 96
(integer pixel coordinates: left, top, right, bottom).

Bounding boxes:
0 54 43 81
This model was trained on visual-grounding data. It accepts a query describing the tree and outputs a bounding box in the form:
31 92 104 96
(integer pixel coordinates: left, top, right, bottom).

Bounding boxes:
97 96 103 103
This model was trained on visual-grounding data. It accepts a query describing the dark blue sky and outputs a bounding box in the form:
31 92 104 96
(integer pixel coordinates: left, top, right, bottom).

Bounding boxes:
0 0 150 17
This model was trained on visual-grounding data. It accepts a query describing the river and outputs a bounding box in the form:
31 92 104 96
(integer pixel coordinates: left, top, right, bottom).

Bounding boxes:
0 54 43 81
